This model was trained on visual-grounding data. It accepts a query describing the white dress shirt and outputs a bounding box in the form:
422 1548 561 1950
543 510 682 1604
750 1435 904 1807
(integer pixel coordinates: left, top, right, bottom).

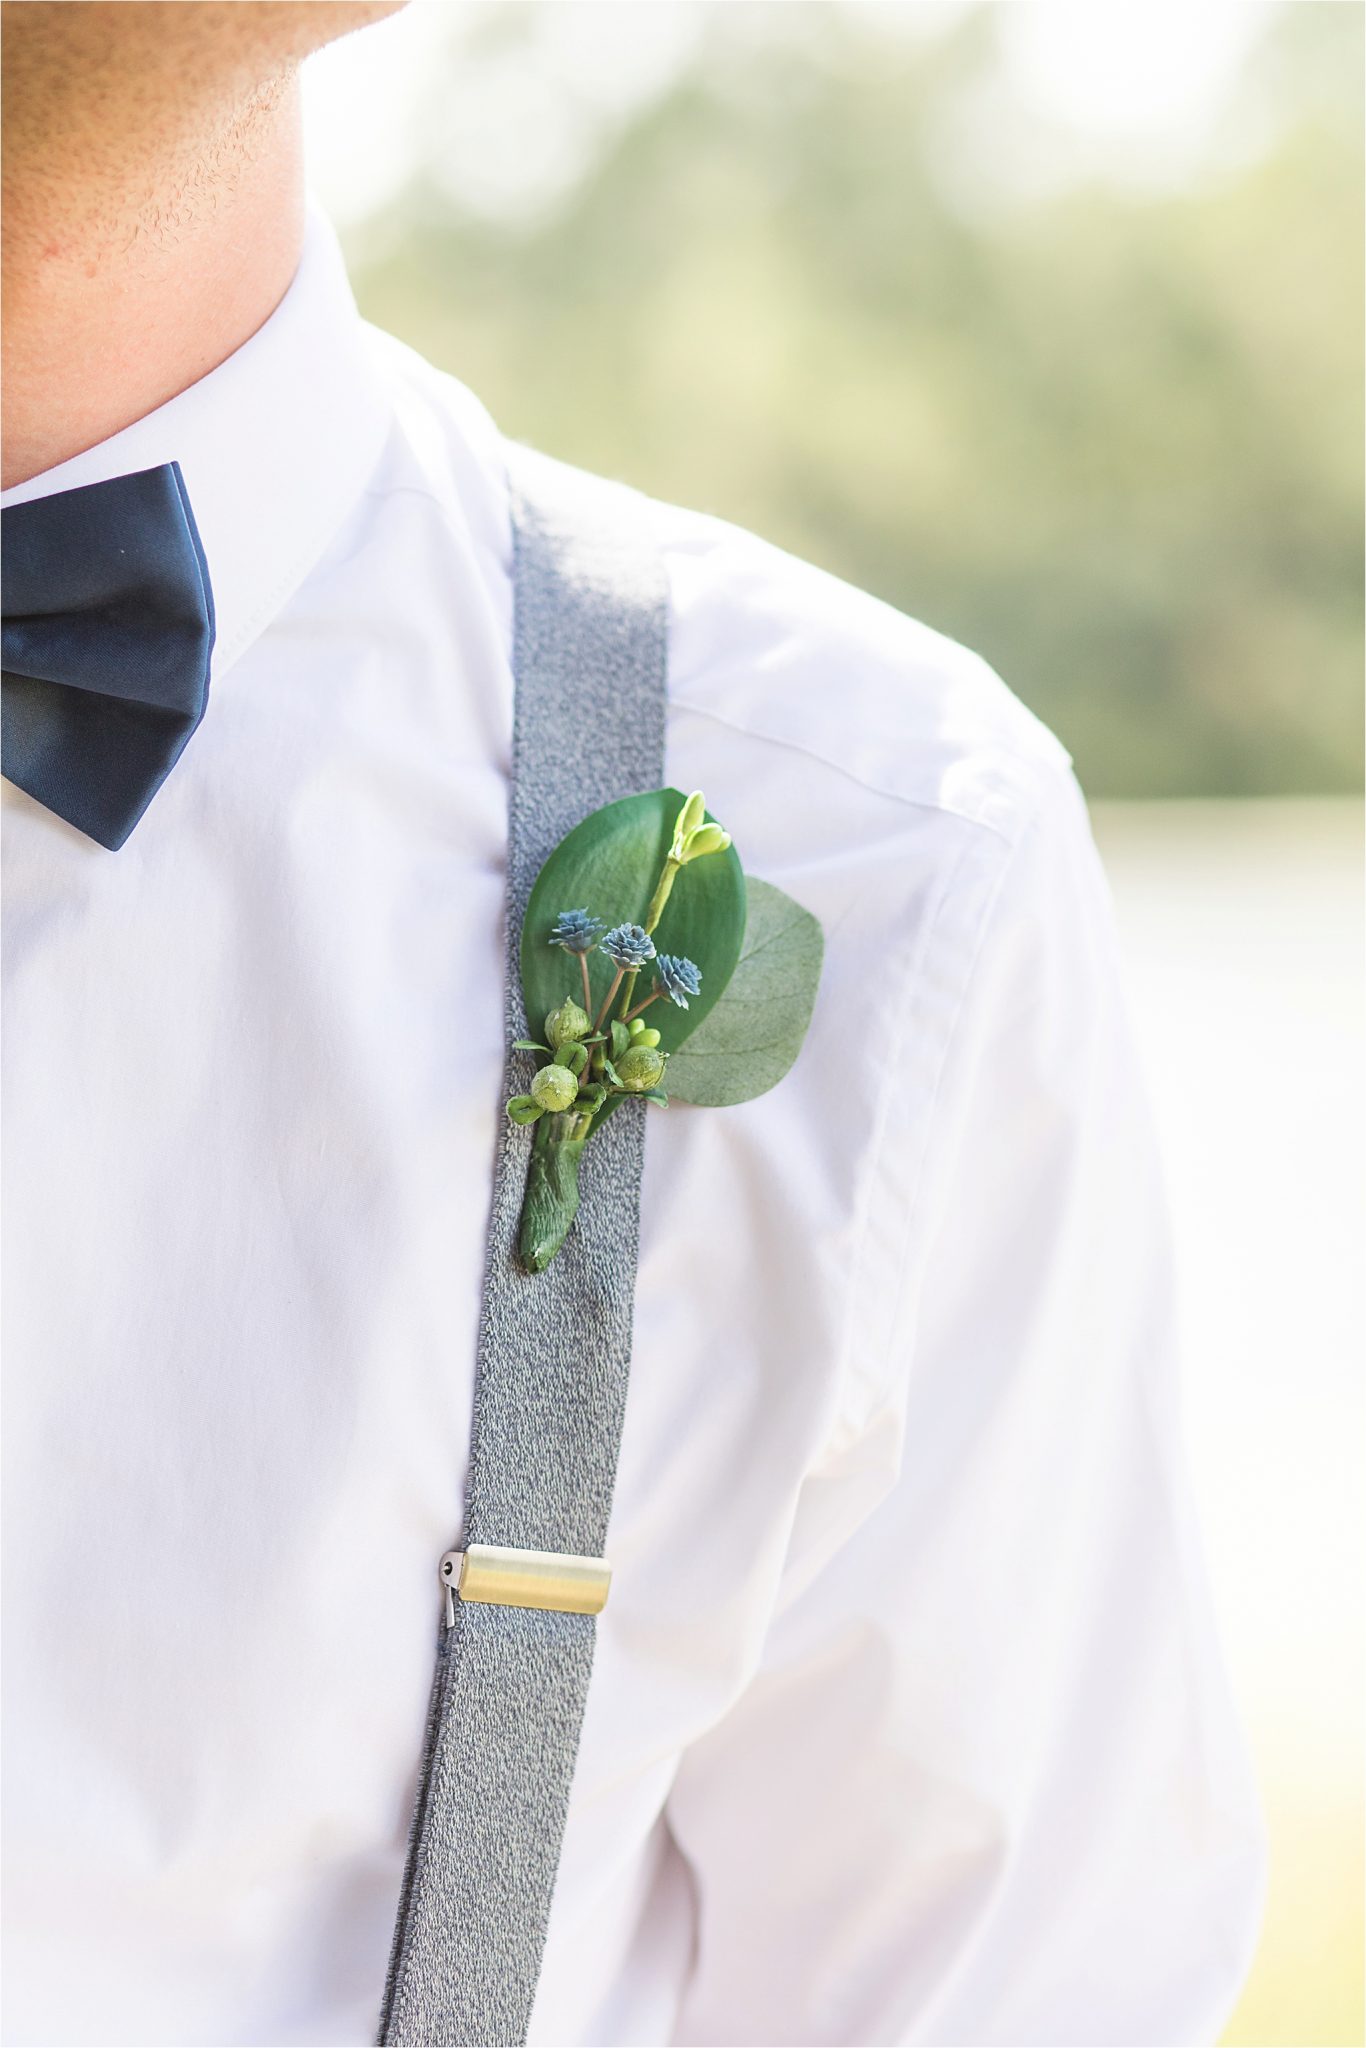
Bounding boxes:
2 202 1264 2048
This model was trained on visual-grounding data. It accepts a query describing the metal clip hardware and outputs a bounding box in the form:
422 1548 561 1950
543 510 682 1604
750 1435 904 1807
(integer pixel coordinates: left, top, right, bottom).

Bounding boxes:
439 1543 612 1627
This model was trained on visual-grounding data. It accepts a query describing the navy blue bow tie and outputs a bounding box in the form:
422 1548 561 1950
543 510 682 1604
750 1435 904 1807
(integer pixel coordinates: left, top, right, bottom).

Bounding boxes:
1 462 215 850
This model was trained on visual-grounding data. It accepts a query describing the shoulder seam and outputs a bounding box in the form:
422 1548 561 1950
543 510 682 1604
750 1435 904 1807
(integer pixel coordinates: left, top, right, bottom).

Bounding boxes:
670 693 1042 848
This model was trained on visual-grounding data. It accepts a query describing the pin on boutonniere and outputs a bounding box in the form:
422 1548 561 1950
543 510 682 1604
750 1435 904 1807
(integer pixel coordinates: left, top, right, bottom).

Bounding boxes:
507 787 823 1271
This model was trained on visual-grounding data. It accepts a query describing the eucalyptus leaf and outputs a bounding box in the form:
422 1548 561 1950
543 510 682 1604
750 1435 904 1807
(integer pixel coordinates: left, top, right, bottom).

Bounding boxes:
664 878 823 1107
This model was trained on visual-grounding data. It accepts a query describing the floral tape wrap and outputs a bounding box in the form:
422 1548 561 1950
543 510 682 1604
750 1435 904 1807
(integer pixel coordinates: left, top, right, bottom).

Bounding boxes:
376 440 668 2046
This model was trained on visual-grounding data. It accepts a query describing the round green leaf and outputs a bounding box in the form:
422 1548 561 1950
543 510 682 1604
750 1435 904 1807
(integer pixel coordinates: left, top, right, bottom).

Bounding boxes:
520 789 746 1061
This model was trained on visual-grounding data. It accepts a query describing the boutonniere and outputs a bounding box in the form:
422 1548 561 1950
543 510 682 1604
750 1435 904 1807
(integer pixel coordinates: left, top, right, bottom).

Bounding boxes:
507 788 823 1271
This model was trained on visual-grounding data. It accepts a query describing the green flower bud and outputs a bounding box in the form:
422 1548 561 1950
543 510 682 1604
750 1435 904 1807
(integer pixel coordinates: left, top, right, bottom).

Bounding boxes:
506 1094 544 1125
614 1045 667 1092
544 999 591 1049
531 1063 579 1112
680 822 731 863
628 1016 647 1038
634 1026 661 1048
672 789 707 848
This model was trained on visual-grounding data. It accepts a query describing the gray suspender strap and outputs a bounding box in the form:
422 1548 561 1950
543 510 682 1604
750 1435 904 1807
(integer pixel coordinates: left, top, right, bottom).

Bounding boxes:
376 440 669 2047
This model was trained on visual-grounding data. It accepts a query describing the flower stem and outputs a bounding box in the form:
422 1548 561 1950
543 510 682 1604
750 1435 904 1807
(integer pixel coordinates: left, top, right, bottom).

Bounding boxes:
593 965 625 1033
579 952 593 1013
621 989 664 1024
643 857 680 935
617 852 683 1019
517 1115 588 1272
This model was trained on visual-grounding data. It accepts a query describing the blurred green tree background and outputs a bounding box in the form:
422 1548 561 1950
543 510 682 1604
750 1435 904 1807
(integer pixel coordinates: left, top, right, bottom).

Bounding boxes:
338 1 1362 798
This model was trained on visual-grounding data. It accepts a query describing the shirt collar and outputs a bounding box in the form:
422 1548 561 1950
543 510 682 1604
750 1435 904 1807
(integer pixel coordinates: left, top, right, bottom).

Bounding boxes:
0 199 393 686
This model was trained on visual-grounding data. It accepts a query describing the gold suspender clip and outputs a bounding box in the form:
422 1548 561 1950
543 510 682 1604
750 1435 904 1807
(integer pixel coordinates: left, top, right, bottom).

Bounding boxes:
439 1543 612 1627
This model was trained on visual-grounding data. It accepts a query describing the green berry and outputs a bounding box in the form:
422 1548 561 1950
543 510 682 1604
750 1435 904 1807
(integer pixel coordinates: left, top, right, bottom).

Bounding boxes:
531 1063 579 1112
544 1000 591 1050
614 1046 667 1092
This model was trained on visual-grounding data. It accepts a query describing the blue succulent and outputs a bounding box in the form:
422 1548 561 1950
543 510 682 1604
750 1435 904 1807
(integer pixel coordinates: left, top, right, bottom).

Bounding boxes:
601 923 656 970
549 908 605 954
654 954 702 1008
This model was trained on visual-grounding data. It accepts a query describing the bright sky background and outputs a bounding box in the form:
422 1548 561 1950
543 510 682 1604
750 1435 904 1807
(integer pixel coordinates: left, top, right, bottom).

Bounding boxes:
303 0 1277 226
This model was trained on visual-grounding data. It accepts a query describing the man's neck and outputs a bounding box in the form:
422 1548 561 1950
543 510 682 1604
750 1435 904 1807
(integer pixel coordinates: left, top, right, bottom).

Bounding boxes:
2 74 305 491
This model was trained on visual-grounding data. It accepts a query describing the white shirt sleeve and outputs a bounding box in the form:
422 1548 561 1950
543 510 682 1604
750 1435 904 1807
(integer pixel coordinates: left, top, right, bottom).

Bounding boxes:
662 766 1265 2047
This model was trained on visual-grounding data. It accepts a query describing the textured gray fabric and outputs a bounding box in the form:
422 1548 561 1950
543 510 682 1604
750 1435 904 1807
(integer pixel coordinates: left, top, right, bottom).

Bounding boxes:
376 440 669 2047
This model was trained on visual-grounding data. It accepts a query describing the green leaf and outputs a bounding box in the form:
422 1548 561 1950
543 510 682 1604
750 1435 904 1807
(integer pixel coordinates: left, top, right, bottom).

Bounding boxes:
642 1090 669 1107
664 878 823 1107
610 1019 631 1060
521 789 746 1064
506 1094 545 1125
563 1042 588 1076
513 1039 549 1053
600 1057 623 1088
576 1082 607 1111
